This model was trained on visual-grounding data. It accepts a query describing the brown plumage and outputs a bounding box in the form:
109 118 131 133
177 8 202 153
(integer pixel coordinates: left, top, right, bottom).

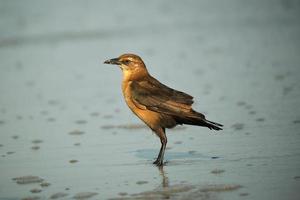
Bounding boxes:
104 53 223 166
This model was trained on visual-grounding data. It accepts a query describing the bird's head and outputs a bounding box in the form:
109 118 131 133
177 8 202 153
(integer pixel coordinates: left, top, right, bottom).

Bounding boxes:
104 53 148 79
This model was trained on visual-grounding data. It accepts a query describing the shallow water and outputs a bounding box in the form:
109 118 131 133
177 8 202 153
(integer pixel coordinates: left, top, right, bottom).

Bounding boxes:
0 0 300 199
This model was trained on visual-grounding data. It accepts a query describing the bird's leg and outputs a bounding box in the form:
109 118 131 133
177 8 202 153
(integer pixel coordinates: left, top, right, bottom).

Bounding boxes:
154 143 164 164
153 128 167 166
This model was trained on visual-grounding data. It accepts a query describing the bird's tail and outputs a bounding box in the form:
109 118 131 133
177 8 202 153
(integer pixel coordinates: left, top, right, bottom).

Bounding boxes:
202 119 223 130
176 111 223 130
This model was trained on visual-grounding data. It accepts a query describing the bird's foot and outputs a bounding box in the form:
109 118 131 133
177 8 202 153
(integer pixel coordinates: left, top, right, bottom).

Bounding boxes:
153 159 164 166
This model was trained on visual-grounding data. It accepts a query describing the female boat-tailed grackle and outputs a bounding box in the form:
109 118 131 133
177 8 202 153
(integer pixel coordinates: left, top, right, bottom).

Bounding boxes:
104 53 223 166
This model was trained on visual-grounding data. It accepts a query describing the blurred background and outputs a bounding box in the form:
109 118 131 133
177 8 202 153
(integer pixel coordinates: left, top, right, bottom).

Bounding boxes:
0 0 299 199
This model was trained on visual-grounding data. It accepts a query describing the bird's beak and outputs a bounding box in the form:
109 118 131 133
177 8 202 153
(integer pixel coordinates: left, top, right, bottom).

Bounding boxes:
104 58 121 65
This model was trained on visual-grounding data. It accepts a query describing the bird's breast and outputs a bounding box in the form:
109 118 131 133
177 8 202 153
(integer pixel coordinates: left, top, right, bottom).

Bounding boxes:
121 81 161 130
122 81 143 111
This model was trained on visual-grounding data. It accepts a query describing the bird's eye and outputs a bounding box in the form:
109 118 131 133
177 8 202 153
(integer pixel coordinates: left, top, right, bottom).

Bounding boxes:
123 60 130 64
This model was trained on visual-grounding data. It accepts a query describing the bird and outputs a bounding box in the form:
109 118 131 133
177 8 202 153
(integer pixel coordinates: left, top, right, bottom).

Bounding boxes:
104 53 223 166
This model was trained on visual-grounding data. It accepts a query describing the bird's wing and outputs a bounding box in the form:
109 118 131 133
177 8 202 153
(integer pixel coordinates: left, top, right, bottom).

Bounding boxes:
130 78 197 117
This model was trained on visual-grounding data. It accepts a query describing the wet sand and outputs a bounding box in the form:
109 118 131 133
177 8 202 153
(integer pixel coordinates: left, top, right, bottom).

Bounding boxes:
0 0 300 199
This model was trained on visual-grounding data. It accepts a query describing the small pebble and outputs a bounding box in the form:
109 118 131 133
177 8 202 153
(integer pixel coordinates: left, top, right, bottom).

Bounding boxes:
136 181 148 185
118 192 128 196
231 123 244 130
30 188 42 193
13 176 44 184
69 160 78 164
32 139 43 144
248 111 256 115
200 184 242 192
69 130 85 135
188 150 197 154
256 118 265 122
31 146 40 150
73 192 98 199
50 192 69 199
16 115 23 120
40 182 51 187
211 169 225 174
12 135 19 139
47 117 56 122
294 176 300 180
237 101 246 106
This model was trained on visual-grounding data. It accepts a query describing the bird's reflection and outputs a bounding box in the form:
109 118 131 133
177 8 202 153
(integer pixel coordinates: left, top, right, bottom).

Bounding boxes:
157 166 171 199
158 166 169 188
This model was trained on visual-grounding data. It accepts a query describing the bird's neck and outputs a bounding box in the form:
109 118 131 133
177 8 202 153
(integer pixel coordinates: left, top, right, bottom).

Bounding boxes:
122 68 149 82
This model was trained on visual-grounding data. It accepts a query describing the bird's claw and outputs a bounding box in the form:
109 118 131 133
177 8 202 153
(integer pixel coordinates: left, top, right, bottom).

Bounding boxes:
153 159 164 166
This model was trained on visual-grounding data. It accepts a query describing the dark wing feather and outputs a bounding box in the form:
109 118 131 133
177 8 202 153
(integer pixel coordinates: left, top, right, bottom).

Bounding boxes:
130 77 197 117
130 78 223 130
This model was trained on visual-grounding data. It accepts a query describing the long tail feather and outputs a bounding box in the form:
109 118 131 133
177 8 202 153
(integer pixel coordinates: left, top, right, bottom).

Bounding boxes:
205 120 223 127
203 119 223 130
175 116 223 130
